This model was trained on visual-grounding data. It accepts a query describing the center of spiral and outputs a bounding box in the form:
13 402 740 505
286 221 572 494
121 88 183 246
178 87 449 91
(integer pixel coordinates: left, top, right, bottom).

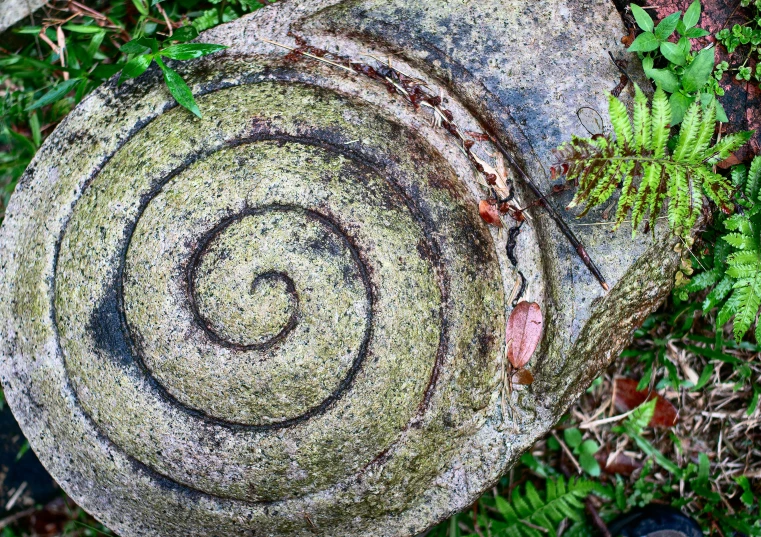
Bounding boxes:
195 265 299 349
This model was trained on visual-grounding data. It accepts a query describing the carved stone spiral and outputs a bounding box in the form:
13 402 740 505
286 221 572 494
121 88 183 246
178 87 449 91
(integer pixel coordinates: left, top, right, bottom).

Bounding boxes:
51 77 505 499
1 1 677 535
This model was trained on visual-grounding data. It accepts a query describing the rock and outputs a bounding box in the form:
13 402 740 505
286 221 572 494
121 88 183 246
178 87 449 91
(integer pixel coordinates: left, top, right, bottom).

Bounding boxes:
0 1 682 536
0 0 46 33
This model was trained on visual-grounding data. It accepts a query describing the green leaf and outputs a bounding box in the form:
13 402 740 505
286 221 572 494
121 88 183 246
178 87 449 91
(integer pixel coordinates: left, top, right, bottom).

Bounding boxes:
62 24 105 34
646 67 681 93
655 12 682 41
579 439 599 456
118 54 153 85
683 0 701 29
748 386 760 416
628 31 660 52
579 453 601 477
735 476 755 507
627 398 657 433
159 43 228 60
25 78 83 111
156 58 201 118
660 41 687 66
631 4 654 32
91 63 124 81
682 47 715 92
716 101 729 123
684 27 710 38
14 25 42 34
120 37 158 54
15 441 30 462
564 428 583 449
692 362 714 391
669 91 695 125
171 26 199 42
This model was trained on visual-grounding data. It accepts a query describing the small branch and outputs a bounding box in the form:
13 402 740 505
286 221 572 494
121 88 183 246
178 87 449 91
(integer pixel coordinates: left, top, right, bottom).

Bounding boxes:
552 431 583 474
262 36 609 291
579 408 635 429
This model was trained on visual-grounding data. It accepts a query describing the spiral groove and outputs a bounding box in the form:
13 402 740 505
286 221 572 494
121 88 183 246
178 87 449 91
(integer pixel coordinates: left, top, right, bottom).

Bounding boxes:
2 58 508 534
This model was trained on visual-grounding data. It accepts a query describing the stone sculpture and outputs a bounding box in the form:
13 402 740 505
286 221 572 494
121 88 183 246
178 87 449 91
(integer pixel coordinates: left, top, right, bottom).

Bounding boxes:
0 1 682 535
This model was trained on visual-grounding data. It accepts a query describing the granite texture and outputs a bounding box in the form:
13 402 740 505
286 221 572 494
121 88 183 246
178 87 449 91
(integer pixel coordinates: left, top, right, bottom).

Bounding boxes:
0 0 682 536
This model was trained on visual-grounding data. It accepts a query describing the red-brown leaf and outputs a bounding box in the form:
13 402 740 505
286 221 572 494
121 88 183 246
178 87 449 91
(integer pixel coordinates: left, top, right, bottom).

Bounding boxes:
601 450 641 476
613 378 678 428
511 368 534 385
479 199 502 227
505 301 543 369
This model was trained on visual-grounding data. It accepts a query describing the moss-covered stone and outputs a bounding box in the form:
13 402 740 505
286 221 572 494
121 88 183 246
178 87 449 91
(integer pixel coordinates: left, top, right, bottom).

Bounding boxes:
0 1 681 536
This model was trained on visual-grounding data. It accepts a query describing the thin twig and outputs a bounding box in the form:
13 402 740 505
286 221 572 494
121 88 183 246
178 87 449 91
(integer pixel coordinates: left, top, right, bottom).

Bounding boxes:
552 431 583 474
579 408 636 429
260 37 356 74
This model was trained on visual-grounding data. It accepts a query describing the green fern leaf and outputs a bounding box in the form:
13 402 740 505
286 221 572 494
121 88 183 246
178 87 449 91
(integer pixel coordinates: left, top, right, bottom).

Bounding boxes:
492 476 602 537
512 490 533 519
703 275 733 311
552 84 753 238
746 156 761 202
632 85 651 152
718 204 761 341
651 88 671 159
609 93 633 150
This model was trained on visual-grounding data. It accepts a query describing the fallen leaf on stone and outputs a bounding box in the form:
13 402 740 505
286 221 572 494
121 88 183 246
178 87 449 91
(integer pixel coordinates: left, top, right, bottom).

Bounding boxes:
505 301 543 369
479 199 502 227
621 26 636 47
614 378 678 428
511 368 534 385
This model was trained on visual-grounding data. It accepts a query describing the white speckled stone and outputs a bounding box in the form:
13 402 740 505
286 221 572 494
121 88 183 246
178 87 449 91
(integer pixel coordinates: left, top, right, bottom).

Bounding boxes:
0 1 682 536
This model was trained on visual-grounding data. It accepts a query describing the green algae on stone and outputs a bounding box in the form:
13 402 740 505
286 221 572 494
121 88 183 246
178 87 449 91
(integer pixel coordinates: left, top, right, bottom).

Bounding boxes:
0 0 683 535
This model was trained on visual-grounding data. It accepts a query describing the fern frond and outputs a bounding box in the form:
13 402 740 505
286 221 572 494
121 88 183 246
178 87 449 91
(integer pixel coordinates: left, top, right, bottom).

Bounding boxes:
702 131 754 164
741 156 761 202
609 93 633 150
673 100 703 162
632 85 651 152
651 88 671 159
492 476 602 537
552 84 753 238
718 203 761 341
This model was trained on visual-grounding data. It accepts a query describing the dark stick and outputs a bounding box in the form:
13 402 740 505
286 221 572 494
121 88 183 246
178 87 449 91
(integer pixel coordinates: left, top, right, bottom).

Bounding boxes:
269 37 609 291
608 50 634 81
486 134 610 291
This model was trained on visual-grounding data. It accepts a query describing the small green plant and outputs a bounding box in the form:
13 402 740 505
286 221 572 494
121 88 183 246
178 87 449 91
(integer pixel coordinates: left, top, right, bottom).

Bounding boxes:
562 427 601 476
628 1 727 124
676 157 761 342
117 32 227 117
553 84 751 237
27 28 228 118
482 476 609 537
715 0 761 82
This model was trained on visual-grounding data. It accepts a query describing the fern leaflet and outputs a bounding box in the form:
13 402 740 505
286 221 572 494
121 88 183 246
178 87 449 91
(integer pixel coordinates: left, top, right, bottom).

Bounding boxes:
716 157 761 341
552 84 752 238
487 476 609 537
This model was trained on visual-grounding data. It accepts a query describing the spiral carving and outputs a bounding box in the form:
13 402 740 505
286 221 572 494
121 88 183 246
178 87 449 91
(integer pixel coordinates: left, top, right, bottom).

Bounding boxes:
0 0 673 533
28 68 503 513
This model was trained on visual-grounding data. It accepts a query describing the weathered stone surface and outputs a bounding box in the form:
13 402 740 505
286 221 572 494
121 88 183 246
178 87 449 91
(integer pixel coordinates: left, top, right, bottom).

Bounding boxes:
0 1 682 536
0 0 46 33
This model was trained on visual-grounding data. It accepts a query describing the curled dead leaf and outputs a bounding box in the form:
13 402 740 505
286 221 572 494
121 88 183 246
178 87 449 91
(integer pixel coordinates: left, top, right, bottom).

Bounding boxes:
505 301 543 369
621 27 636 47
479 199 502 227
511 368 534 386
